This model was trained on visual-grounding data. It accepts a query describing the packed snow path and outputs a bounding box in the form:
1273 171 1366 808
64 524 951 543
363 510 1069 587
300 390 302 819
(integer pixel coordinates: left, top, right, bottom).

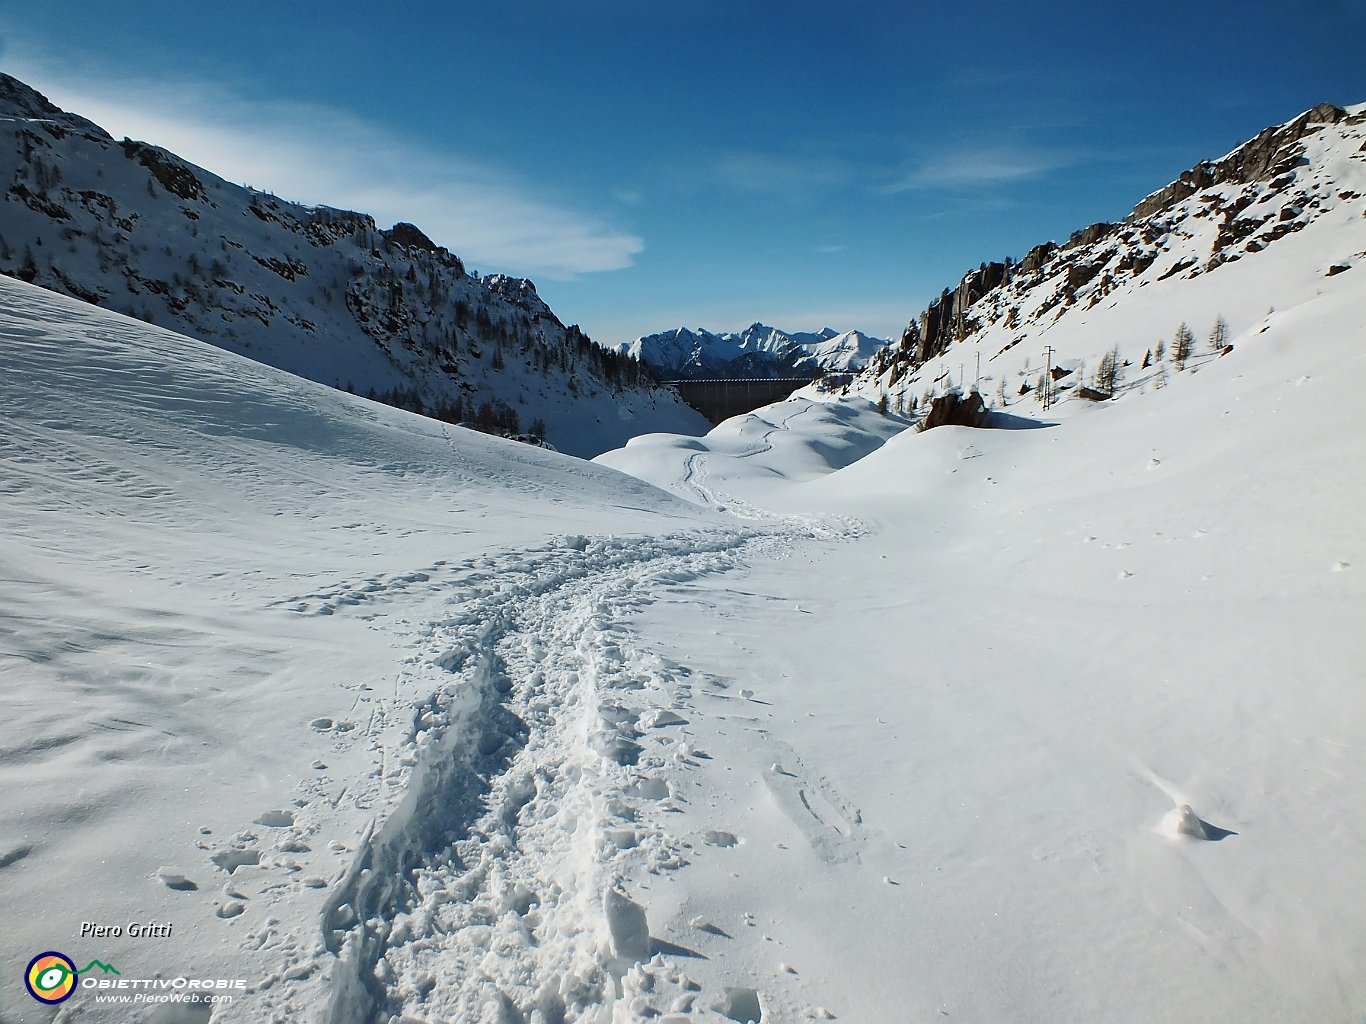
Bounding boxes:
291 406 875 1023
309 527 773 1022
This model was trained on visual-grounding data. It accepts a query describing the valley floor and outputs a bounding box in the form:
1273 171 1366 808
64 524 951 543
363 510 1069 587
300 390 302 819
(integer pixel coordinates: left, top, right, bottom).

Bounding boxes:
1 276 1363 1024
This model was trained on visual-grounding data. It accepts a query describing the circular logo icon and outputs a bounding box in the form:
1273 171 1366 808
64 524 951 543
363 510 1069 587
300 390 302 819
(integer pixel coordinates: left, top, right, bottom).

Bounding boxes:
25 951 77 1004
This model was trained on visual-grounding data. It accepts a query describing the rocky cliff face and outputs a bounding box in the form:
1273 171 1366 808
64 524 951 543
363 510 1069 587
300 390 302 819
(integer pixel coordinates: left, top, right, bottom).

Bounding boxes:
0 74 704 457
859 102 1364 402
1128 102 1348 220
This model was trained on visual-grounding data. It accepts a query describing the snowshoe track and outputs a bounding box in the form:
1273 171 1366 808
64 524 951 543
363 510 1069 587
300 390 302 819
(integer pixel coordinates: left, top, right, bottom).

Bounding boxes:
318 527 768 1023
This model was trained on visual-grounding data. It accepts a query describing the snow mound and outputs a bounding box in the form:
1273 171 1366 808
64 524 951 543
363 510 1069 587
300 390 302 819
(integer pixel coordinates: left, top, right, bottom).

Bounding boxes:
595 395 911 509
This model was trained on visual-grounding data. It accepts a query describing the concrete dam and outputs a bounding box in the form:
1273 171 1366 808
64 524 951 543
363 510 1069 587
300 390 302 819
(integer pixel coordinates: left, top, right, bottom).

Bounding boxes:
665 377 828 424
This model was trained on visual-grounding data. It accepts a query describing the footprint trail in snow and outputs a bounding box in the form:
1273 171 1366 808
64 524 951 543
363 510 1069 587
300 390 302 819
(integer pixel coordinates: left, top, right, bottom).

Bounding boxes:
238 518 858 1023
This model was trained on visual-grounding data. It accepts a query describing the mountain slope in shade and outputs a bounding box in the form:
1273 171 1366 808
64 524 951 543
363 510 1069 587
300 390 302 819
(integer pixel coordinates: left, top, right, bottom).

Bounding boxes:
0 74 707 457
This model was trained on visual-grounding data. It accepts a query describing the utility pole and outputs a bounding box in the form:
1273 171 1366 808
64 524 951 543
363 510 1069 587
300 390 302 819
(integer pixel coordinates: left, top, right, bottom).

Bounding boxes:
975 351 981 390
1042 345 1055 410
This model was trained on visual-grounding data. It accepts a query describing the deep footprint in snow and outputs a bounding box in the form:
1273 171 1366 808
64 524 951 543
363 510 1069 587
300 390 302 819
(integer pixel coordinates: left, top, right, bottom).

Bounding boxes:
211 848 262 873
642 708 689 728
704 830 740 848
627 777 671 801
717 986 764 1023
157 867 198 891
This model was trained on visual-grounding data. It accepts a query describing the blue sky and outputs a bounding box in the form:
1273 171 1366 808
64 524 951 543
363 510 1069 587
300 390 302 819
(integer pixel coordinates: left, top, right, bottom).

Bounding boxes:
2 1 1362 343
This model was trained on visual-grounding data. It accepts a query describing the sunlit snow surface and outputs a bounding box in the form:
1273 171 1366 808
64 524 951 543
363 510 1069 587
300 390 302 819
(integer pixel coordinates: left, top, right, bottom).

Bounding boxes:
2 252 1364 1024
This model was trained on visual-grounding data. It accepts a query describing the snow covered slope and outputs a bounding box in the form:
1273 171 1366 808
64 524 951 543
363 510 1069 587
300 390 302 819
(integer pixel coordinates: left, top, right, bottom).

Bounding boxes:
591 241 1365 1023
0 74 706 457
620 323 886 379
847 101 1366 418
0 276 762 1023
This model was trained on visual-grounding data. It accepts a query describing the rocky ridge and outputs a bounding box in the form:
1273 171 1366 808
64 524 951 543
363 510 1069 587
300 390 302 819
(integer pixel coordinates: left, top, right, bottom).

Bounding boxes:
857 101 1365 405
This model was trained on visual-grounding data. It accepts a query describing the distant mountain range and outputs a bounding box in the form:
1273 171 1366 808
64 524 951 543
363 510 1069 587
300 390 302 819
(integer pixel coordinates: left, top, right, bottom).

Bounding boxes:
0 74 705 457
618 323 887 380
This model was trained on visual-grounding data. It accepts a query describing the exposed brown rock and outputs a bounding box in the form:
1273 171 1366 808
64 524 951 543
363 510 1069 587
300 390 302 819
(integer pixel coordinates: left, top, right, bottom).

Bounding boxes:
1129 103 1345 221
920 389 988 431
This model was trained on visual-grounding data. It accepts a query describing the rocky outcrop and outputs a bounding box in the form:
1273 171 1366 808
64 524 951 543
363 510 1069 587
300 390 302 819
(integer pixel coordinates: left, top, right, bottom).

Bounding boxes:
1064 222 1114 249
1129 103 1346 221
919 389 988 431
385 221 439 253
120 140 208 202
1018 241 1057 275
913 261 1008 363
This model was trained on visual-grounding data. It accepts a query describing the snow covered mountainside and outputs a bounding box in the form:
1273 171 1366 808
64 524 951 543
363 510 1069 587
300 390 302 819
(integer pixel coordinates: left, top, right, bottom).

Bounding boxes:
846 101 1366 416
0 74 706 457
620 323 886 379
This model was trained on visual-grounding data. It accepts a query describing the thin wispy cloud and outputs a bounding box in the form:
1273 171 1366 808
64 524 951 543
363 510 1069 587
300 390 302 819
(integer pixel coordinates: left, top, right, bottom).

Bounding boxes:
4 57 641 279
885 144 1075 192
713 151 856 198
